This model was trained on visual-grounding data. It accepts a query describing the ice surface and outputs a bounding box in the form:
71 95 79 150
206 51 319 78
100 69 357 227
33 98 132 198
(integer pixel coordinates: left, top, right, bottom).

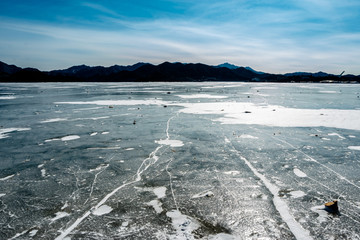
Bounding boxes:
1 82 360 240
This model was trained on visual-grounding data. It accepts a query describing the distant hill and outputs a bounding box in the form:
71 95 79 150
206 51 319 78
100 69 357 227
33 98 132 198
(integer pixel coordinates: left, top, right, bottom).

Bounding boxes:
0 60 359 83
217 63 265 75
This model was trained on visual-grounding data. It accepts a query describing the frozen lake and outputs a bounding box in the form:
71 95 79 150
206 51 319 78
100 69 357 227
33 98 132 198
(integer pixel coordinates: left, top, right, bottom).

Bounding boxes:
0 82 360 239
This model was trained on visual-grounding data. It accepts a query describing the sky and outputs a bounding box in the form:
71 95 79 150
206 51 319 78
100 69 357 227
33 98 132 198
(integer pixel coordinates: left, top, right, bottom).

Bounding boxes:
0 0 360 74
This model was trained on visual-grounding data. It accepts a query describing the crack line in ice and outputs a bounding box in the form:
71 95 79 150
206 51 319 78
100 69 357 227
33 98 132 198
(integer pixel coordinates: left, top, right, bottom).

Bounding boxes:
271 135 360 190
229 141 313 240
55 114 178 240
166 158 179 210
84 163 110 205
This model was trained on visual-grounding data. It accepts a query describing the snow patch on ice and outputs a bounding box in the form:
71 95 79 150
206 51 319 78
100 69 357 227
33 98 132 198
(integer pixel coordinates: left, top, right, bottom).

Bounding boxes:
166 210 200 239
61 135 80 141
319 91 337 94
156 139 184 147
223 171 241 176
176 94 228 99
61 202 69 210
208 233 239 240
29 229 38 237
191 190 214 199
92 205 113 216
153 186 167 199
239 134 258 139
310 206 328 223
51 212 70 222
146 200 163 214
0 96 16 99
348 146 360 151
41 118 68 123
290 190 306 198
294 168 307 178
177 102 360 131
0 128 31 139
0 174 15 181
328 133 345 140
0 193 6 197
41 169 47 177
55 99 169 106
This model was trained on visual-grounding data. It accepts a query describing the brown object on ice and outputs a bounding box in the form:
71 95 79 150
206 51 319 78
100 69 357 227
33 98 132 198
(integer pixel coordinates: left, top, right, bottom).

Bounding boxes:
324 200 338 213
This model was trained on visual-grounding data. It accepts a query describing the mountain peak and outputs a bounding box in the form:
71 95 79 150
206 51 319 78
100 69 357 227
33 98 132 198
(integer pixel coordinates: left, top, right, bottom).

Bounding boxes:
217 63 239 69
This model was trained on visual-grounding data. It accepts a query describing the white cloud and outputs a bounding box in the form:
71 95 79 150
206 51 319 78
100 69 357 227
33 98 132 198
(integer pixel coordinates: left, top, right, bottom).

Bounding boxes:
0 8 359 75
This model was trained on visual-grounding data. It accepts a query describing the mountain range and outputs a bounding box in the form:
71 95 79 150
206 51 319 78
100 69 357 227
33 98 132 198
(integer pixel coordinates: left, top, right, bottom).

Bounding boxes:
1 61 359 83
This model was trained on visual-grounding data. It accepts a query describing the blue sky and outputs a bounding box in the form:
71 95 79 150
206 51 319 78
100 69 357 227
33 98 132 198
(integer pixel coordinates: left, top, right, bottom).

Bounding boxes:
1 0 359 74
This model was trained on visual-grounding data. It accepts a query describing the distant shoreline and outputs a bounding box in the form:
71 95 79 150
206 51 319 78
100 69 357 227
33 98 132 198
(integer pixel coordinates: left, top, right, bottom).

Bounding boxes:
1 61 359 83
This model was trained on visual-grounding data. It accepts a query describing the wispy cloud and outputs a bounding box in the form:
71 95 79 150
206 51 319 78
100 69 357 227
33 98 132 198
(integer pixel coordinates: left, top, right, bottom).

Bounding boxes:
81 2 120 17
0 0 359 74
